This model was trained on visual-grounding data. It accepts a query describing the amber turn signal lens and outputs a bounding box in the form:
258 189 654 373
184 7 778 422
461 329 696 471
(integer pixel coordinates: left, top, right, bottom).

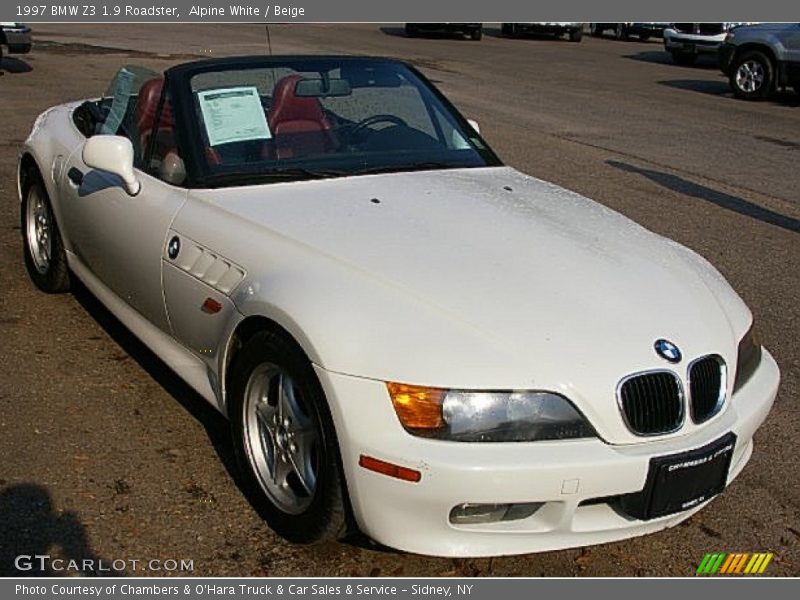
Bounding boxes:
359 455 421 483
386 382 446 429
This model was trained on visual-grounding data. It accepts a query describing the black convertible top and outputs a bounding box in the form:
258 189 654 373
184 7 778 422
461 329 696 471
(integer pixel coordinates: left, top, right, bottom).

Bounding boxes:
166 54 408 79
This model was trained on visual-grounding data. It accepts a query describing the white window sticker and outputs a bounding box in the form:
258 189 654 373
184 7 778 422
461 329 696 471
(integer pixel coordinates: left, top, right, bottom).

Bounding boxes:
197 86 272 146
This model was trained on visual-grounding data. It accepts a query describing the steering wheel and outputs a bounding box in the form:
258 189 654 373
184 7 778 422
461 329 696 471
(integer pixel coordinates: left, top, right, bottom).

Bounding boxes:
345 114 408 144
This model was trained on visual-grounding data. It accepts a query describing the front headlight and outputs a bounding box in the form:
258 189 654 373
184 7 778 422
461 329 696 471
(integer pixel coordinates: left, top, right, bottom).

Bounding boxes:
733 322 762 393
387 383 596 442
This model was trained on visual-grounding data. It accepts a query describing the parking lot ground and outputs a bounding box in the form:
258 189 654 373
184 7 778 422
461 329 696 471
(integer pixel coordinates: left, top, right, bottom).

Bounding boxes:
0 24 798 576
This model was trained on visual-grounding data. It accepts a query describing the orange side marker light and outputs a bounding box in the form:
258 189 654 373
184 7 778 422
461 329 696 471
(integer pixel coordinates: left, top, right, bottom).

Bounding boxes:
359 455 421 483
201 297 222 314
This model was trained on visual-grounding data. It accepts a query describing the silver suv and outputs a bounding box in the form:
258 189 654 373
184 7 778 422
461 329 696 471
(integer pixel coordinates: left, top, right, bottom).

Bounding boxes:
719 23 800 100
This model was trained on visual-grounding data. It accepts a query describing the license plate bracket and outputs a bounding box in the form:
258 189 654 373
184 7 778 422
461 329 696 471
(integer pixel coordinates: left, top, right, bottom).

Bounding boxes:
620 432 736 520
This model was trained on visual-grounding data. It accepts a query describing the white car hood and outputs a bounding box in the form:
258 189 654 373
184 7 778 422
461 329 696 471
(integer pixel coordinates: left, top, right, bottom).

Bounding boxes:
193 166 748 442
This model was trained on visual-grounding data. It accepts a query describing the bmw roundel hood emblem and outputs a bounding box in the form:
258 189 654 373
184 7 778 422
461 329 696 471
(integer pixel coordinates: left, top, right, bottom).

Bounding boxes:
654 339 682 363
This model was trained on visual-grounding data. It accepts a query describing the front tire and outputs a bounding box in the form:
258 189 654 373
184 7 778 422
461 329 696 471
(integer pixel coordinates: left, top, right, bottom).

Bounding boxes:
730 50 775 100
569 29 583 42
469 27 482 41
230 330 347 543
589 23 603 37
22 176 70 293
614 23 628 40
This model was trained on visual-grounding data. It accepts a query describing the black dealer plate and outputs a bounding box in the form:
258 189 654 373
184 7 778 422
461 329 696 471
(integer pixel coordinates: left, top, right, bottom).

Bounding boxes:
620 432 736 520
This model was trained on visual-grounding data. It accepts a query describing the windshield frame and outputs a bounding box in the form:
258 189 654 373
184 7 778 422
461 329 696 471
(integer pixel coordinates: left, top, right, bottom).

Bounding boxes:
164 55 503 188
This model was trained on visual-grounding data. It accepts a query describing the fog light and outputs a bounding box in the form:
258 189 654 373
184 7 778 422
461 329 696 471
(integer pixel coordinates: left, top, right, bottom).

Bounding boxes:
449 502 544 524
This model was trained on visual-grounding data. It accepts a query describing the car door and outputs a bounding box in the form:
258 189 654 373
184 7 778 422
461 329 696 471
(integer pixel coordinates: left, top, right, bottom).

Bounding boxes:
58 69 187 333
60 159 186 333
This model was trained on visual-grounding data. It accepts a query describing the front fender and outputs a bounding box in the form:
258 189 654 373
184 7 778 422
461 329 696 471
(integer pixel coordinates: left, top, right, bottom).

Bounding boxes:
18 104 85 252
230 258 529 390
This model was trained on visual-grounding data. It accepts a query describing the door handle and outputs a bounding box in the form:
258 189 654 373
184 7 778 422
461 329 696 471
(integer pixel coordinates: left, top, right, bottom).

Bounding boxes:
67 167 84 186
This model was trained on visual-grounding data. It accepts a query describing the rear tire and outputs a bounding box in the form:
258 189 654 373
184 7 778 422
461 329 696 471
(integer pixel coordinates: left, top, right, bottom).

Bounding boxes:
589 23 603 37
614 23 628 40
670 50 697 66
229 330 348 543
729 50 775 100
469 28 482 41
569 29 583 42
21 176 70 293
639 34 651 42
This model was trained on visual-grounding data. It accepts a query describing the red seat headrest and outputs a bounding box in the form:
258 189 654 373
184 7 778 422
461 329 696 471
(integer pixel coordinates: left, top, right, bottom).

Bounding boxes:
268 74 328 132
136 77 173 137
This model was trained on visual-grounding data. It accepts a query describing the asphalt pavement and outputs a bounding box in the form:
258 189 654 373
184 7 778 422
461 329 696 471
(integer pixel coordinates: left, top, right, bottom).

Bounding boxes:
0 24 798 576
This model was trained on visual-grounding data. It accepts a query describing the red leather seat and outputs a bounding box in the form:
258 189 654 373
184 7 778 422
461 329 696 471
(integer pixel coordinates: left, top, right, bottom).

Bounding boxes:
135 77 173 156
268 74 335 159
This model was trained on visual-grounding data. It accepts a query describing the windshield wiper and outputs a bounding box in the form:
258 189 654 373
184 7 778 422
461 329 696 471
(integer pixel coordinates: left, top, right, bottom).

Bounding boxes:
203 168 348 187
350 162 456 176
203 162 462 187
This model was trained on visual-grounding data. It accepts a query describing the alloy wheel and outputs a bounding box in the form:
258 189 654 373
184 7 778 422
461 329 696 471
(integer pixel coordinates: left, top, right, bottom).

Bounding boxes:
26 185 53 274
242 362 320 515
735 60 765 94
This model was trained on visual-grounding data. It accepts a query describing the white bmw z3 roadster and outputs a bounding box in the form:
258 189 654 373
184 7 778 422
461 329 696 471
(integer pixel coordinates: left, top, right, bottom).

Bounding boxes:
18 55 780 557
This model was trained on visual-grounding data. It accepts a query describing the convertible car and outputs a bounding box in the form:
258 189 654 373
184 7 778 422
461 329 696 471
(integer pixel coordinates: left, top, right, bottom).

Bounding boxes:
18 55 779 557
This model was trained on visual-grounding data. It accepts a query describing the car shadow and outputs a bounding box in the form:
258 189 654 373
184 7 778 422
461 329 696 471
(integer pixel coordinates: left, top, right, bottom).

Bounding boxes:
378 26 472 41
378 26 407 38
486 29 575 42
588 34 662 44
658 79 732 97
623 51 720 69
0 56 33 74
70 281 242 488
659 80 800 106
0 483 122 576
607 160 800 234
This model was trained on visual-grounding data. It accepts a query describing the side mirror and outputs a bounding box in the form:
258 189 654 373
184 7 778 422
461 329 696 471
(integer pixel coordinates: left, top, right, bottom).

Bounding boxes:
467 119 481 135
82 135 141 196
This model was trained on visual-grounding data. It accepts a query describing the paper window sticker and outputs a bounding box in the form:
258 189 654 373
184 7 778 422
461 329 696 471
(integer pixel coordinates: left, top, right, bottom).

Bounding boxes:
197 86 272 147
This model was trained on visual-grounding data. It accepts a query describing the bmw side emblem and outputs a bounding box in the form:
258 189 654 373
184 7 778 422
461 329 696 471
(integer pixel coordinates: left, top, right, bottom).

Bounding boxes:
654 339 682 363
167 236 181 260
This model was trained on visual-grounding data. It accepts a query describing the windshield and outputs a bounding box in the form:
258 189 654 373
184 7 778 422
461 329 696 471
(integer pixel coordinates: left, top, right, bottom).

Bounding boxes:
181 58 500 186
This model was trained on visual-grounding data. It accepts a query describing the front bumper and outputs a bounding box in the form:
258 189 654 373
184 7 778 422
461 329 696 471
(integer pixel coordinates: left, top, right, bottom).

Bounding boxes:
2 26 32 53
664 30 726 55
317 349 779 557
